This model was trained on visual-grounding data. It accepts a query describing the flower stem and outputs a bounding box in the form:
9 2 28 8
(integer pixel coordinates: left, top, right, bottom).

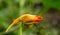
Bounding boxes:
19 0 26 35
19 23 22 35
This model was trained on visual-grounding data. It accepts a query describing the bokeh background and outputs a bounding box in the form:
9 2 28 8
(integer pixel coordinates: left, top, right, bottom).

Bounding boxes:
0 0 60 35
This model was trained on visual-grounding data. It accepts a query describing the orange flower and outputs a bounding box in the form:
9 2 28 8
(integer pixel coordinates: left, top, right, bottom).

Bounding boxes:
5 14 43 32
20 14 43 24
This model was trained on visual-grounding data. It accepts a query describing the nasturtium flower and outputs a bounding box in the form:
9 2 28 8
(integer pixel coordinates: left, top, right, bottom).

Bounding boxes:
5 14 43 32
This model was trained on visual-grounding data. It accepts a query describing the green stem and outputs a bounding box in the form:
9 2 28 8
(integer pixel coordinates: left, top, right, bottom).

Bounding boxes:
19 23 22 35
19 0 26 35
19 0 26 15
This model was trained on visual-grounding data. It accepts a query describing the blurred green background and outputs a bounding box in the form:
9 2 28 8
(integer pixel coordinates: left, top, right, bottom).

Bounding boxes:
0 0 60 35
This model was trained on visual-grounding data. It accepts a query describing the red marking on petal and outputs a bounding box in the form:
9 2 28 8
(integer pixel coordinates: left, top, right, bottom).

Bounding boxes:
37 16 43 20
33 20 40 22
33 16 43 22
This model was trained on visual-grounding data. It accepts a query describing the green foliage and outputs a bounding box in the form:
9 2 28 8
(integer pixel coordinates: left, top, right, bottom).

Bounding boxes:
42 0 60 10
